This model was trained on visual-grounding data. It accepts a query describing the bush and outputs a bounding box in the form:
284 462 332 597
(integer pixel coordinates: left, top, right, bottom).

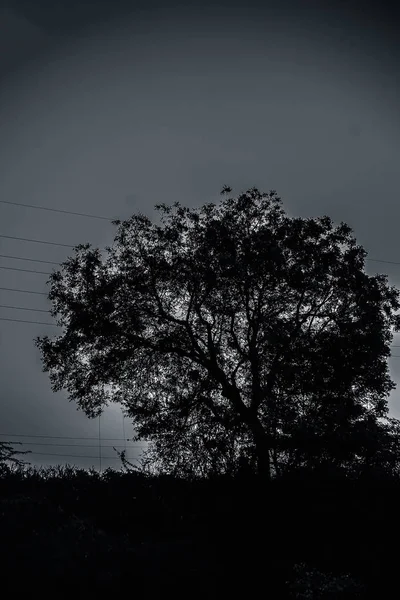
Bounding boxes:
286 563 366 598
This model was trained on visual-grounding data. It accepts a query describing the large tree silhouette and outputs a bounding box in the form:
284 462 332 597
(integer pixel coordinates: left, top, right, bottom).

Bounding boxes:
34 186 400 480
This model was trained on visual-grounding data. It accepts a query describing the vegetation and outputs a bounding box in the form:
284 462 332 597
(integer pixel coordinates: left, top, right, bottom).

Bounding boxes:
0 459 398 595
1 185 400 594
0 439 31 474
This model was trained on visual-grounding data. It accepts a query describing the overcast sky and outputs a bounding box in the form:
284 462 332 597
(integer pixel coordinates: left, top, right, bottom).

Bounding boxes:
0 0 399 473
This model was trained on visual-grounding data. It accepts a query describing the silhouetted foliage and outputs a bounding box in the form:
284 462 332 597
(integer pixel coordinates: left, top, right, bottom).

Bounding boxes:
286 563 366 598
1 461 400 595
0 440 31 475
34 186 400 481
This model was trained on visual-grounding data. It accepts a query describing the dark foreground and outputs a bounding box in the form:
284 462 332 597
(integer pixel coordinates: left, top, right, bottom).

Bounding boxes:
0 464 396 597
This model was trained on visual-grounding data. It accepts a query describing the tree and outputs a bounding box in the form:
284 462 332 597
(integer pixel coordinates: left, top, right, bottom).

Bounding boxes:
34 186 400 481
0 441 31 475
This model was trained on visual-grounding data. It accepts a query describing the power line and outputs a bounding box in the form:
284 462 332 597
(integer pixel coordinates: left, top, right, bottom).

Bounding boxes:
367 258 400 266
1 229 400 273
24 451 138 460
0 199 115 221
0 253 61 265
0 286 47 296
3 304 400 356
0 265 51 275
1 198 399 271
2 306 400 355
0 304 49 313
0 317 57 326
0 433 134 441
0 233 75 248
3 309 400 349
1 195 400 268
6 441 145 448
1 197 400 268
1 205 400 356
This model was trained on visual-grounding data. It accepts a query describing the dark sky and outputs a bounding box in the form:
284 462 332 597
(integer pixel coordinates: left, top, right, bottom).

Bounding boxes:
0 0 399 473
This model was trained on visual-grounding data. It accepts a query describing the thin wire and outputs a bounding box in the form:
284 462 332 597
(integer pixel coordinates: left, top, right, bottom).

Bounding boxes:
0 199 115 221
0 433 133 440
0 253 61 265
0 233 75 248
6 441 144 448
2 199 400 463
0 286 47 296
0 317 57 326
367 258 400 266
0 265 51 275
1 200 397 271
25 451 138 460
1 198 400 267
0 287 48 296
0 304 49 313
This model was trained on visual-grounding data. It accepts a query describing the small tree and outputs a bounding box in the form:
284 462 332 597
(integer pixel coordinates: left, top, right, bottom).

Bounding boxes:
34 186 400 480
0 440 31 475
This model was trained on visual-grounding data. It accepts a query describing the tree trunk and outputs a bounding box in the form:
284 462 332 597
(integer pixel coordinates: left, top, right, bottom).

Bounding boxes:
254 434 271 480
221 380 272 480
247 416 272 481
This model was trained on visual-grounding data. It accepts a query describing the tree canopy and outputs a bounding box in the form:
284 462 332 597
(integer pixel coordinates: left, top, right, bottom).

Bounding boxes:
34 186 400 480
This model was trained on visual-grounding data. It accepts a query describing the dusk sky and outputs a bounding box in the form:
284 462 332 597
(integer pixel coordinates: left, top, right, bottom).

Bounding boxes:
0 0 399 473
